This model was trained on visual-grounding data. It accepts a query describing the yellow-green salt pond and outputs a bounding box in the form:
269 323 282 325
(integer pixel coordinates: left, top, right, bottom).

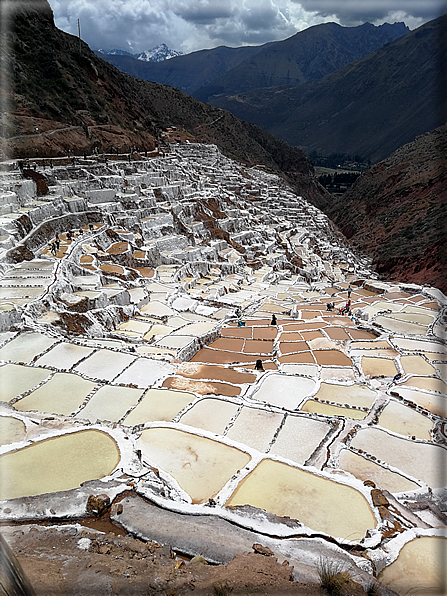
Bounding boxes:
137 427 250 503
0 430 119 500
1 364 51 402
123 389 196 425
226 459 376 540
13 373 97 416
313 383 376 409
301 399 366 420
0 416 26 446
378 536 447 596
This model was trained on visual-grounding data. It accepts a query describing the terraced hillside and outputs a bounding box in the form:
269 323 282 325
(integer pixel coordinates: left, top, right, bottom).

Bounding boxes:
0 145 445 595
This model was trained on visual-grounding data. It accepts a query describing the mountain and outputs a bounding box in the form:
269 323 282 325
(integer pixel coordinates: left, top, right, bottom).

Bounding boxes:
325 125 447 293
2 0 324 204
194 21 409 102
98 44 183 63
95 44 269 97
206 15 446 163
135 44 183 62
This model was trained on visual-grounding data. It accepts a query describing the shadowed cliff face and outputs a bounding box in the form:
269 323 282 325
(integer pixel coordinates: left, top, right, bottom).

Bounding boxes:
325 125 447 293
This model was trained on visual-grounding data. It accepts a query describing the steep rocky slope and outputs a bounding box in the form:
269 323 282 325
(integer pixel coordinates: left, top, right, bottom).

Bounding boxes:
325 125 447 293
1 0 324 204
208 15 446 163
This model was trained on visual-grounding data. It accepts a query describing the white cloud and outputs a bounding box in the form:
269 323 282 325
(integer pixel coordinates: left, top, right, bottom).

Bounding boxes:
47 0 446 53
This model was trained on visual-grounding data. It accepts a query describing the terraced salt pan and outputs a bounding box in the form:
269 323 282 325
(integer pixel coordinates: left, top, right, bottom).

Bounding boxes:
301 400 366 420
0 429 119 500
137 427 251 503
395 387 446 418
143 325 176 341
34 342 95 370
179 398 240 435
250 373 316 410
163 376 241 397
74 349 136 382
14 373 97 416
170 321 217 336
378 400 433 440
361 357 398 378
0 416 26 446
140 301 175 318
117 320 153 335
76 385 144 423
225 407 283 452
313 383 377 409
375 315 429 336
392 338 445 354
113 358 174 388
351 427 446 488
270 415 331 464
226 459 376 541
123 389 195 425
176 363 256 385
378 536 447 596
0 333 57 363
402 376 447 395
338 449 420 493
1 364 51 402
155 336 195 350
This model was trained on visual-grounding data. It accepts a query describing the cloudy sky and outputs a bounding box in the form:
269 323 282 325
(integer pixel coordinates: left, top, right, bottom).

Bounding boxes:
47 0 447 54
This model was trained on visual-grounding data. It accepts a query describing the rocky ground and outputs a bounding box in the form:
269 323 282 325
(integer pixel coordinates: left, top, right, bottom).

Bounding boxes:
1 522 374 595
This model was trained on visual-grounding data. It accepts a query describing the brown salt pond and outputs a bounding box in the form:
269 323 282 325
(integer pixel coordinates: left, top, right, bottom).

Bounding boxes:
347 329 378 340
100 264 125 275
0 430 119 500
253 327 278 340
338 450 420 493
80 254 94 264
361 357 398 378
191 348 258 365
243 339 273 354
324 327 351 341
176 363 256 385
137 427 251 503
209 337 245 352
135 267 154 278
313 350 352 366
278 352 315 364
279 341 309 354
378 536 447 596
163 376 241 397
106 242 128 255
226 459 376 540
221 326 253 339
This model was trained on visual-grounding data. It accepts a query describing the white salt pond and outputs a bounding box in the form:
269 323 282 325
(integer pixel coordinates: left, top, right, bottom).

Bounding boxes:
395 387 446 418
137 427 251 503
179 398 240 435
0 333 58 364
13 373 98 416
378 399 433 440
34 342 95 370
0 416 26 446
338 449 421 493
351 427 446 488
113 358 175 387
226 459 376 541
378 536 447 596
0 430 119 500
270 415 331 464
123 389 196 425
250 373 316 410
226 407 283 452
74 349 136 381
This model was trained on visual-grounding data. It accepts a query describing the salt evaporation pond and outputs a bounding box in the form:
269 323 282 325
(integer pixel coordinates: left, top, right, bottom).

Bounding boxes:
179 398 240 434
378 536 447 595
76 385 144 423
123 389 196 425
137 427 251 503
270 415 331 464
34 342 95 370
378 399 433 440
250 373 316 409
226 407 283 452
0 416 26 446
14 373 97 416
0 430 119 500
0 333 57 363
226 459 376 541
1 364 51 402
74 349 136 381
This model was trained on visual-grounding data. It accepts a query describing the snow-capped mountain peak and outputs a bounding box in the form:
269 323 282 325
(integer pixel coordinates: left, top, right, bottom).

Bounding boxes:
136 44 183 62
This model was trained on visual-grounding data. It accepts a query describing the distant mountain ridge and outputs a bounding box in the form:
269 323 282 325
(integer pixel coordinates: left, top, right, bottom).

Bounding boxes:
95 21 408 100
97 43 183 63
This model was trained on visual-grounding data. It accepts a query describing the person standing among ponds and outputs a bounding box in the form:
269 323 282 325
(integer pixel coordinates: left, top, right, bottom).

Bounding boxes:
254 359 264 371
271 314 277 325
347 285 352 299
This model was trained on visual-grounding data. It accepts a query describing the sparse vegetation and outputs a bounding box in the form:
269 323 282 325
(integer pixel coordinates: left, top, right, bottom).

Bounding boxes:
365 581 383 596
317 557 351 596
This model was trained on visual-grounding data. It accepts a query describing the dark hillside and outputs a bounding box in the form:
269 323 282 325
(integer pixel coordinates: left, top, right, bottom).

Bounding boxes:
325 125 447 293
1 0 324 204
208 15 446 163
195 21 408 102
